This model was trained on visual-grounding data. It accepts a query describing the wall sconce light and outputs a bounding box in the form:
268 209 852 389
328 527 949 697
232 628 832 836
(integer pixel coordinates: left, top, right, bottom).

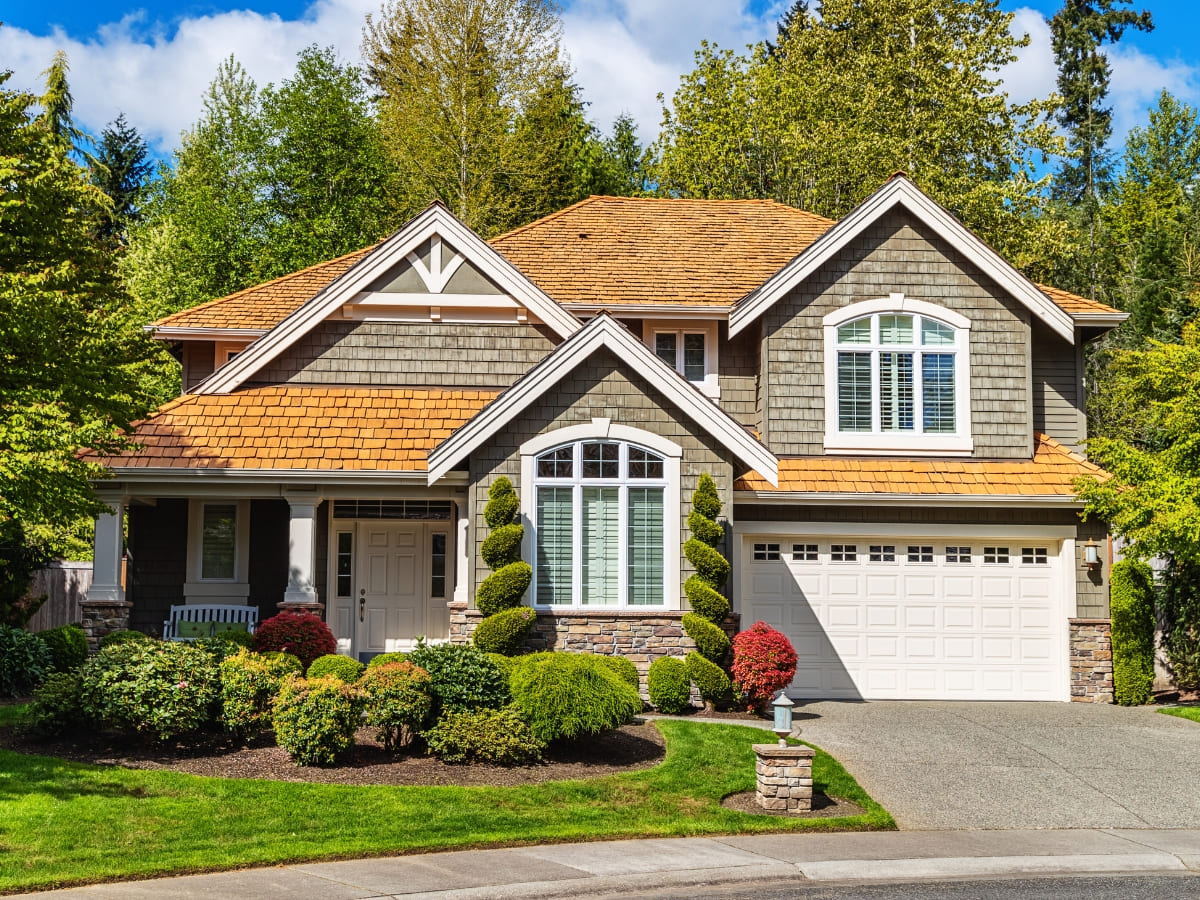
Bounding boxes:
1083 539 1101 570
772 690 794 747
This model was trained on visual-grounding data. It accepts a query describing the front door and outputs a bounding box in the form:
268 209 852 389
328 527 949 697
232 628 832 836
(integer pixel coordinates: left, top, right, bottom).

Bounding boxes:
355 523 425 659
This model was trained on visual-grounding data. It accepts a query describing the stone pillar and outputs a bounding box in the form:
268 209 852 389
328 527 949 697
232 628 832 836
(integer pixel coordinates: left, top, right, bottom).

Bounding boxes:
1070 618 1114 703
80 600 133 652
280 496 323 613
753 744 815 812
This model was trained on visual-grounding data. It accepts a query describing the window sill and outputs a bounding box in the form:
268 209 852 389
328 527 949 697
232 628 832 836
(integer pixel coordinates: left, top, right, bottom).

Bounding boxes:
529 605 681 617
823 433 974 456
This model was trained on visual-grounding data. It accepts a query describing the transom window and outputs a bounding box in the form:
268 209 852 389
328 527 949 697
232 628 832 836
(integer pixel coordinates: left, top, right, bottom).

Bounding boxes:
533 440 667 607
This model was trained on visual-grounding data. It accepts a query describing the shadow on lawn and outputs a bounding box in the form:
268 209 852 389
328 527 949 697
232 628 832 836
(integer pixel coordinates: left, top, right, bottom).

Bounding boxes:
0 750 160 802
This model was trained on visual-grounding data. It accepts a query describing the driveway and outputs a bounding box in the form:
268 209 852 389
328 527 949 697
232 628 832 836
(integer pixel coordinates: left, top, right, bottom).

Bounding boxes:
794 701 1200 830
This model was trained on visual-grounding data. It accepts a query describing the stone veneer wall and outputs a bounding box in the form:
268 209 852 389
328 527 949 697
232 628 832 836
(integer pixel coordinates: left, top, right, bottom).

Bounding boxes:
1069 618 1113 702
80 599 132 652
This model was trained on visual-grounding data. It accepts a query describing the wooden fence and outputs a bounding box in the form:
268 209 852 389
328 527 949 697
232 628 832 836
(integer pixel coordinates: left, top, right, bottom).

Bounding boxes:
25 562 93 631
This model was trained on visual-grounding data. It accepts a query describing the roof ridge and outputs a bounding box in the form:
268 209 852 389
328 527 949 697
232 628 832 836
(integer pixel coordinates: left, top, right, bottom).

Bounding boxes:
1034 431 1103 471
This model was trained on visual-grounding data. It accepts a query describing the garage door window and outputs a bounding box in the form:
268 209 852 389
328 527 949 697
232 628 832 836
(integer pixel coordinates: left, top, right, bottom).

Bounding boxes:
984 546 1010 564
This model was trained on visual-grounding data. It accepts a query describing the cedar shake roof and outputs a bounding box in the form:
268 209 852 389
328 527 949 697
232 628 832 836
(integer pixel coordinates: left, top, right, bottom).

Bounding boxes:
94 387 499 471
151 198 1120 331
734 433 1107 497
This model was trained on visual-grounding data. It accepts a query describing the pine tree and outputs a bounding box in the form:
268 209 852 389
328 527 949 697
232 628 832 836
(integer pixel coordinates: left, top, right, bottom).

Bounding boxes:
89 113 152 246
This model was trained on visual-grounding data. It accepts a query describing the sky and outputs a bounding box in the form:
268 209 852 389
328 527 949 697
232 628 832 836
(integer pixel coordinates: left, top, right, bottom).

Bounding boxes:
1 0 1197 160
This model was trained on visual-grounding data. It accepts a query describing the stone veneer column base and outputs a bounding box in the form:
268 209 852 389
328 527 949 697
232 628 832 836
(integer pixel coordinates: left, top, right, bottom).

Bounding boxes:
80 599 133 652
753 744 814 812
1070 618 1114 703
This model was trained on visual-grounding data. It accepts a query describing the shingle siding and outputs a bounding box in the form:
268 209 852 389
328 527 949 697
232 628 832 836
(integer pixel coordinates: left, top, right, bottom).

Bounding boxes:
718 322 759 428
1032 323 1085 453
760 209 1031 458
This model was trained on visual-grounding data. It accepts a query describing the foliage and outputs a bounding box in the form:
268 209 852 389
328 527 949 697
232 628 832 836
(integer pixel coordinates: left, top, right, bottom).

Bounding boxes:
366 651 409 669
0 522 52 627
88 113 152 247
1110 558 1156 705
731 621 799 710
1158 559 1200 691
306 654 365 684
681 612 731 663
647 657 692 714
218 649 299 738
194 630 255 662
597 655 640 690
423 706 544 765
259 650 304 675
472 606 535 655
480 524 524 570
0 625 52 697
99 629 150 649
26 670 84 736
253 612 337 670
80 640 220 740
685 651 732 702
408 642 510 715
475 563 534 618
508 652 642 744
37 624 88 672
1158 706 1200 723
683 575 730 623
476 478 531 617
272 675 363 766
359 661 433 752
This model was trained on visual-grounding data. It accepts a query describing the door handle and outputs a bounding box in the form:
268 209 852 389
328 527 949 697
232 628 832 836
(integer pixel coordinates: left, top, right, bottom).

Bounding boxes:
359 589 366 622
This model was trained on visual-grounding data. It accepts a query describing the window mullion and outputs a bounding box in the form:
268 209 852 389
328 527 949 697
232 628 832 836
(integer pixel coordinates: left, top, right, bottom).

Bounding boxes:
870 346 881 434
618 483 628 607
914 349 925 435
572 443 582 607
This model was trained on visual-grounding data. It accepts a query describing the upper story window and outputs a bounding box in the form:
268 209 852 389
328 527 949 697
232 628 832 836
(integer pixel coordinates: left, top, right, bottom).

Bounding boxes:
644 321 719 400
822 297 973 455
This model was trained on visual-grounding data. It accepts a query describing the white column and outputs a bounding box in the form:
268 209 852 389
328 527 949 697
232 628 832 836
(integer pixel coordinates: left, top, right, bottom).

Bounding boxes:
283 497 319 606
454 503 470 605
88 494 126 603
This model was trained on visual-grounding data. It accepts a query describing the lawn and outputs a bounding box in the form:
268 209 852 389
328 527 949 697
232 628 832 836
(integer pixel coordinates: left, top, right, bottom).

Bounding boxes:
1158 706 1200 723
0 717 892 893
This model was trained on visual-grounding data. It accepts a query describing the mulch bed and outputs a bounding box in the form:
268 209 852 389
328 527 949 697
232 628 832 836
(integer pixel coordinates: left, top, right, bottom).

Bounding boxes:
0 719 666 787
720 790 863 819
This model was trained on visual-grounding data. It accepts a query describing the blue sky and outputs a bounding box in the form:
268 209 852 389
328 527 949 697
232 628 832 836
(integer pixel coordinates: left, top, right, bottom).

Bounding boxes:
1 1 1196 158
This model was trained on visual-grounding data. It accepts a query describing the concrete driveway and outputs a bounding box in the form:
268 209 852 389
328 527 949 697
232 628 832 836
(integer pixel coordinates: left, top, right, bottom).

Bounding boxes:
794 701 1200 831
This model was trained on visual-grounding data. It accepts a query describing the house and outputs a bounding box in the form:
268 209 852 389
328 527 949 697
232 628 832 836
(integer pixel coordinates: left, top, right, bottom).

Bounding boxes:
84 175 1125 702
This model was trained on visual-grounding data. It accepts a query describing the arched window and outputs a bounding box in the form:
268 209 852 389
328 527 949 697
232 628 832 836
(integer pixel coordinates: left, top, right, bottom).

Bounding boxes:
529 438 671 607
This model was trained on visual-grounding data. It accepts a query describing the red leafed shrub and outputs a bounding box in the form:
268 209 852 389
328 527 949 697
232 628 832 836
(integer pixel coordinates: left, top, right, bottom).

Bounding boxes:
252 612 337 671
731 621 798 710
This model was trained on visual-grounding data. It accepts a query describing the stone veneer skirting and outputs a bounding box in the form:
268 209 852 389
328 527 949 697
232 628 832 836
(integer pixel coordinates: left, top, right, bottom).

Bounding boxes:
1069 618 1114 703
80 599 133 652
753 744 815 812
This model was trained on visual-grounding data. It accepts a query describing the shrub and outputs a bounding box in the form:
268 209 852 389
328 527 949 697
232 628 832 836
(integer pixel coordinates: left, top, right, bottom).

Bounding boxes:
475 561 533 618
597 655 640 690
27 670 85 736
485 652 518 680
648 657 691 714
260 650 304 676
684 538 731 587
473 606 535 655
408 642 509 715
684 575 730 622
80 640 221 740
272 675 363 766
480 524 524 570
307 654 365 684
483 479 520 527
731 621 798 710
681 612 731 662
195 633 254 663
681 474 734 700
38 624 88 673
476 478 532 617
366 651 409 669
253 612 337 670
0 624 52 697
686 651 732 701
1161 557 1200 690
508 652 642 744
219 649 293 739
359 661 434 752
424 707 544 765
98 629 150 649
1111 558 1156 706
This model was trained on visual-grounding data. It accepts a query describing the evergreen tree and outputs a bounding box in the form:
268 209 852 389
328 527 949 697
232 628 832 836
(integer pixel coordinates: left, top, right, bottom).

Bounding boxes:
601 113 647 196
89 113 152 246
36 50 92 159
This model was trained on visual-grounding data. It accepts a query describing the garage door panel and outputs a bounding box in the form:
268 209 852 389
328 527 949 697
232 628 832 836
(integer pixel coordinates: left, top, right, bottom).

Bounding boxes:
1020 607 1051 629
1021 637 1053 660
828 574 860 596
827 605 862 628
866 575 898 596
943 576 975 597
981 607 1013 630
943 606 976 628
903 636 937 658
904 606 936 629
867 605 898 627
982 637 1014 659
752 574 783 595
903 575 937 596
943 636 977 658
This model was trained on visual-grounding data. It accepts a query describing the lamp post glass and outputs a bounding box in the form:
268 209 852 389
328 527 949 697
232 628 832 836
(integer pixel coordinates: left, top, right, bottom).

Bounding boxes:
772 690 794 746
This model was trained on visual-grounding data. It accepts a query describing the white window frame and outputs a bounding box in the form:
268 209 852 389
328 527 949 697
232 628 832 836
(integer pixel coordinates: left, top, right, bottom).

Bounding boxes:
520 420 682 610
184 499 251 603
822 295 973 455
643 320 719 400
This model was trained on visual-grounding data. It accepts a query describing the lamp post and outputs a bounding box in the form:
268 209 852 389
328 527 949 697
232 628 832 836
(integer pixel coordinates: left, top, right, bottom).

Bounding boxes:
772 690 794 747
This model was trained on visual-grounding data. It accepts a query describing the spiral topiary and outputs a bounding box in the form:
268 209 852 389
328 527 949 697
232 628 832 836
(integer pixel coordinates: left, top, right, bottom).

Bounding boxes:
682 474 730 652
475 478 534 645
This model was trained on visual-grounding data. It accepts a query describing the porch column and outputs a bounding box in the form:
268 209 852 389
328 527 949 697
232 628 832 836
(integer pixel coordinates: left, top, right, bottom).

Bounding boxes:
280 495 323 613
81 493 132 650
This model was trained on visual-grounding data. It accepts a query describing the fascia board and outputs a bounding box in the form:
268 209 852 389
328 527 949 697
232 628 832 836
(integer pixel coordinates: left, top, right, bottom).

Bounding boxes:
729 179 1076 343
1072 313 1130 328
733 490 1081 507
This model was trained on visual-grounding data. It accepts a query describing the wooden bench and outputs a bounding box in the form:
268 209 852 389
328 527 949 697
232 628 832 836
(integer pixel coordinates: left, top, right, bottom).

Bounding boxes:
163 604 259 641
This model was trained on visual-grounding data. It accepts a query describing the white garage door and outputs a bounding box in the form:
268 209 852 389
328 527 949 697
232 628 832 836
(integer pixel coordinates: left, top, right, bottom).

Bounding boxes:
740 535 1070 701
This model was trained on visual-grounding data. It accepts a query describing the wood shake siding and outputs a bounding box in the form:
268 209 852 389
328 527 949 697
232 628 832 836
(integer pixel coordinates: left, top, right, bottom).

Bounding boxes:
1032 323 1085 453
760 209 1031 458
182 342 216 391
717 322 759 428
250 321 558 388
468 348 735 606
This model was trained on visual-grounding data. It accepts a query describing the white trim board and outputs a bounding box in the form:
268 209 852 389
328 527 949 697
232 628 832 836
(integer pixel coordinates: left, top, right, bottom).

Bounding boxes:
425 314 779 486
729 175 1077 343
195 203 581 394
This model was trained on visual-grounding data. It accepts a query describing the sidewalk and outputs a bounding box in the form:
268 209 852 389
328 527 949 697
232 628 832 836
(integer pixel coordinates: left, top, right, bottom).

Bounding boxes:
17 829 1200 899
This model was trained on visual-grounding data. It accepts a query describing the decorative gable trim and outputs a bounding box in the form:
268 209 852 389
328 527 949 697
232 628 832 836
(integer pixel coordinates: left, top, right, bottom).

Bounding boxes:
729 176 1077 343
195 203 581 394
425 314 779 486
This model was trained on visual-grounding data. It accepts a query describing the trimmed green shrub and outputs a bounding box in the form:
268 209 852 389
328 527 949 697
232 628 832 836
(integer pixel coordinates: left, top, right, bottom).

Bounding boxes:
647 657 691 714
272 675 363 766
685 538 732 588
597 655 639 690
481 524 524 570
367 651 410 669
684 575 730 622
476 562 533 617
80 640 221 740
360 661 434 752
1111 558 1156 706
307 654 365 684
476 478 532 617
219 649 294 739
195 633 254 662
424 706 545 765
686 508 723 545
473 606 535 655
483 481 520 528
253 612 337 670
408 642 509 715
38 624 88 673
485 652 518 680
260 650 304 676
27 670 85 736
1160 557 1200 690
686 651 732 702
98 629 151 649
681 612 731 662
508 652 642 744
0 624 51 697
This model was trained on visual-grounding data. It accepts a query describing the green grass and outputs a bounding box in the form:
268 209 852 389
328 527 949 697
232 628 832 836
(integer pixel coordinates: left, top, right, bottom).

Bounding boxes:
0 703 27 728
1158 706 1200 723
0 720 891 892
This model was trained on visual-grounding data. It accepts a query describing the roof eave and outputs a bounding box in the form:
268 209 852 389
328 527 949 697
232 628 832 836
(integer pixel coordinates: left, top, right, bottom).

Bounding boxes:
733 490 1083 507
